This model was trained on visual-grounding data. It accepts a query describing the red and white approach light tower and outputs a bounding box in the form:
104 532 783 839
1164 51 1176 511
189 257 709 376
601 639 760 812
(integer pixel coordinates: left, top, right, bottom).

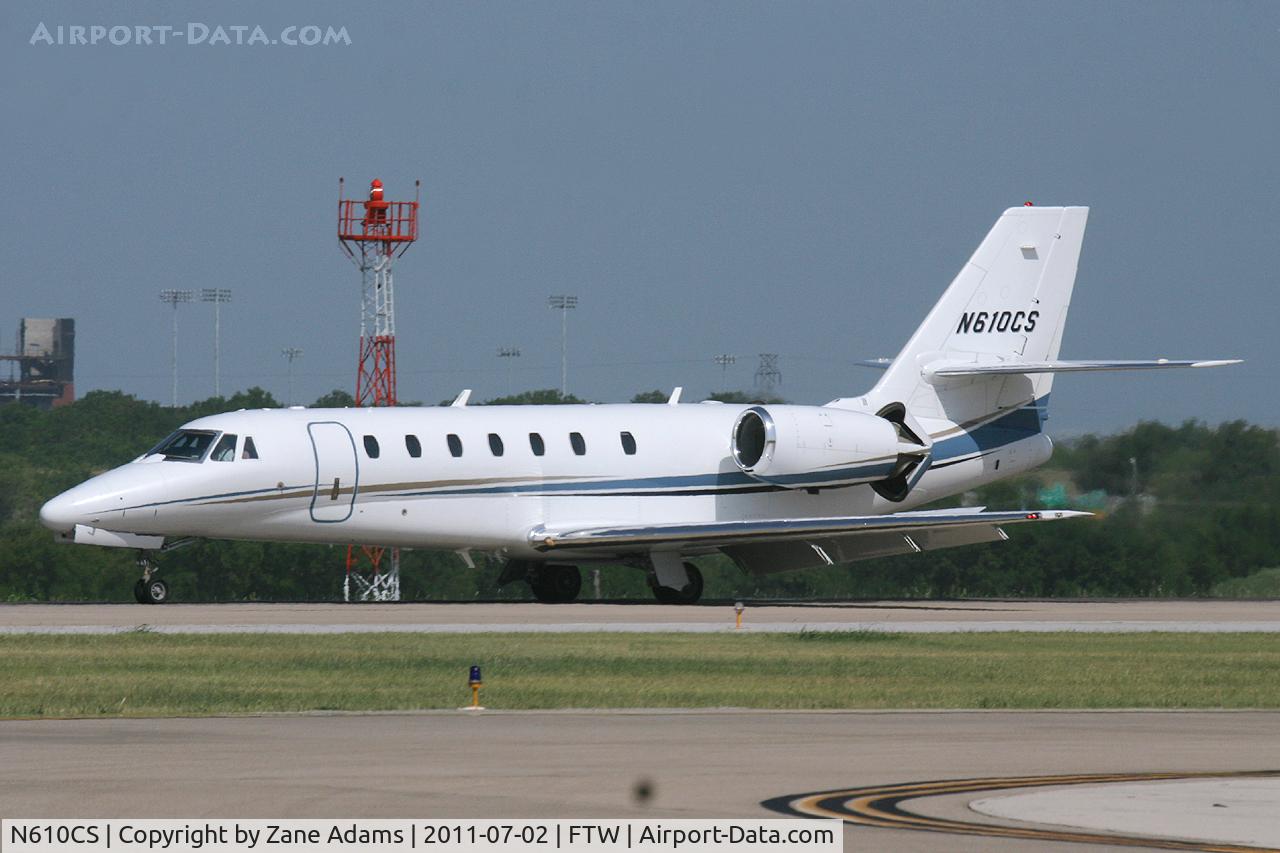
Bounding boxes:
337 177 420 601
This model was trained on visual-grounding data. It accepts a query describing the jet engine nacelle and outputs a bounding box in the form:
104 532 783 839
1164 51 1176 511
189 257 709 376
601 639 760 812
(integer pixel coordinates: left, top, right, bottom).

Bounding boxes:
730 405 925 491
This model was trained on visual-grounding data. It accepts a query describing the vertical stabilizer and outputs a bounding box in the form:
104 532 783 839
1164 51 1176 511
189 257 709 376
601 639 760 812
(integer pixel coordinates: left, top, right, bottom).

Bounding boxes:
852 206 1088 426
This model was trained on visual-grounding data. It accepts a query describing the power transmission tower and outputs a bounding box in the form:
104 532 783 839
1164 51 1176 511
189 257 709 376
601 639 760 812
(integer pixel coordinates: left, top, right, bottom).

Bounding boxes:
201 288 232 397
159 289 194 407
754 353 781 397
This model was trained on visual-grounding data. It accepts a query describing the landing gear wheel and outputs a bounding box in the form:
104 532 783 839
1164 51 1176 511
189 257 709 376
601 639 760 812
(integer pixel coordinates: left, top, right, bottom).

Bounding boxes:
653 562 704 605
141 578 168 605
529 564 582 603
134 554 168 604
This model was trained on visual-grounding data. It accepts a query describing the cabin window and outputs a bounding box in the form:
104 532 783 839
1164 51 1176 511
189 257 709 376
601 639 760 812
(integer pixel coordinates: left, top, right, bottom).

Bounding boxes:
405 434 422 458
211 433 238 462
570 432 586 456
620 431 637 455
488 433 504 456
447 434 463 458
363 435 380 459
148 429 217 462
241 436 259 460
529 432 545 456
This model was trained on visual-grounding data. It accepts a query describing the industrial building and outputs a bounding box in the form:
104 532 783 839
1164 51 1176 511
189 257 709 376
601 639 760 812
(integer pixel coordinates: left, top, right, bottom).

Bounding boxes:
0 318 75 409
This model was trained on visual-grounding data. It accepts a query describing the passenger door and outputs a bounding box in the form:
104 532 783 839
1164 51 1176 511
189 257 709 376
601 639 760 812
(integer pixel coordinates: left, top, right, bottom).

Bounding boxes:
308 422 358 523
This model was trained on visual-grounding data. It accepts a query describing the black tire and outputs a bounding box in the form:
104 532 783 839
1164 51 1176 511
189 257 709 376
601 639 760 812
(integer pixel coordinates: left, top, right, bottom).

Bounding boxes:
653 562 704 605
142 578 169 605
529 564 582 603
545 564 582 603
133 579 148 604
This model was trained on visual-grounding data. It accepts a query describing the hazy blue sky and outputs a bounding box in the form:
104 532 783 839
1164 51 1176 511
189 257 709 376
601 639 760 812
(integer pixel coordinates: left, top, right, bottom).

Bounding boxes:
2 1 1276 433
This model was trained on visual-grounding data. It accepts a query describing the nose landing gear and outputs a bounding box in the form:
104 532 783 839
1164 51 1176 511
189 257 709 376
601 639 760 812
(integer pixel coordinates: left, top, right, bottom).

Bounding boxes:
133 555 168 605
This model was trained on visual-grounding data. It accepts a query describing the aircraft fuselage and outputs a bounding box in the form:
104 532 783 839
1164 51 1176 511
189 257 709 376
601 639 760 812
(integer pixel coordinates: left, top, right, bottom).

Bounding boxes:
39 402 1051 560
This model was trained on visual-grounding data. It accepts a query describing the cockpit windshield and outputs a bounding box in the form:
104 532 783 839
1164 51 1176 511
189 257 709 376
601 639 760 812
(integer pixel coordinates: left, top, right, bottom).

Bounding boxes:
146 429 219 462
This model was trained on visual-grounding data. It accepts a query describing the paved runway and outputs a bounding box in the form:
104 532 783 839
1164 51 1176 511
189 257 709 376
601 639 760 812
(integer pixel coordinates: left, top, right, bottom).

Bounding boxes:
3 710 1277 852
4 599 1280 633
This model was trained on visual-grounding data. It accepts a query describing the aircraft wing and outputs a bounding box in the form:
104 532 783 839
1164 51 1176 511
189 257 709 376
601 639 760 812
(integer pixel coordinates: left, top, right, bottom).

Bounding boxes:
528 508 1089 575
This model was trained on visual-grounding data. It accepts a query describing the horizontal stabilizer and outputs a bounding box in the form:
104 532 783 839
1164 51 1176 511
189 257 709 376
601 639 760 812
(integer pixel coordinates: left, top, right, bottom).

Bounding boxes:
924 358 1241 381
528 507 1089 553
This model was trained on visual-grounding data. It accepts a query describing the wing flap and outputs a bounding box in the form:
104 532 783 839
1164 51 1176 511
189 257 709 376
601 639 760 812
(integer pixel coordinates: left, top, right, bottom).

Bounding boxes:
721 541 835 574
721 522 1011 575
722 531 920 575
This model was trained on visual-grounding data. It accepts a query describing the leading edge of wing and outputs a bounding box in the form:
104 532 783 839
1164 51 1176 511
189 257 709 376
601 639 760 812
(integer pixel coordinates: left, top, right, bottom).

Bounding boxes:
528 508 1091 551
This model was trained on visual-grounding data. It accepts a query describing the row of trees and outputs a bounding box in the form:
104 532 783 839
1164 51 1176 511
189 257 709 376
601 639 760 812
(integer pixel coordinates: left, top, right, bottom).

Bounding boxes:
2 388 1276 601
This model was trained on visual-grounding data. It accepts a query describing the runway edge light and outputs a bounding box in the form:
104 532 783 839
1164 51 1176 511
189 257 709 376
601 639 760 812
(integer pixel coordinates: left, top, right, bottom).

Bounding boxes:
734 601 745 630
461 664 485 711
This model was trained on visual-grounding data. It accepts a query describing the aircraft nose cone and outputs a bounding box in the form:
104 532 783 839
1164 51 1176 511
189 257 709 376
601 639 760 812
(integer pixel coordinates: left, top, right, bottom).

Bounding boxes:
40 491 80 532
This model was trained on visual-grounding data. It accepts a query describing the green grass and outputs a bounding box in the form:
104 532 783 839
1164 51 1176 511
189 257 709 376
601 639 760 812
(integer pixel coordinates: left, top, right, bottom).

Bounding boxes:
1211 567 1280 598
2 632 1278 718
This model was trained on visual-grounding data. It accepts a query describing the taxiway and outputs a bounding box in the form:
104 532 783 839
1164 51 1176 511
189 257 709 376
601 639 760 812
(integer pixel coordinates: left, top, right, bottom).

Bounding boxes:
3 599 1279 634
3 710 1278 852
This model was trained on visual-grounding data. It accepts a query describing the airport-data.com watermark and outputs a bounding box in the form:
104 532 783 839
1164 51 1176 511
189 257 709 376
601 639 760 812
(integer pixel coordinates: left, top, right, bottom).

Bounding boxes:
29 22 351 47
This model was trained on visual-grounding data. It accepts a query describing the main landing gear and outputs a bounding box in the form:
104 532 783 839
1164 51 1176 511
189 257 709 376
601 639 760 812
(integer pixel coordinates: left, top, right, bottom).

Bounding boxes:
499 557 705 604
651 562 704 605
528 564 582 604
133 554 168 605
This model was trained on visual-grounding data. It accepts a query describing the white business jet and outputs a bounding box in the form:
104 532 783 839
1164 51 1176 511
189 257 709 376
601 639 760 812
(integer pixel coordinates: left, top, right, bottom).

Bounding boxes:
41 206 1238 604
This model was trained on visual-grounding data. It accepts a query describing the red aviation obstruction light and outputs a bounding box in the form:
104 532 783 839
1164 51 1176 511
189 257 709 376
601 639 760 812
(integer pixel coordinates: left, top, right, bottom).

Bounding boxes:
338 180 420 249
336 177 421 601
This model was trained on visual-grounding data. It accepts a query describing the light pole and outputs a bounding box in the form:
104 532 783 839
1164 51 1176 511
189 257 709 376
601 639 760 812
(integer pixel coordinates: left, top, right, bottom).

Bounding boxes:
547 294 578 397
713 353 737 389
201 288 233 397
281 347 304 405
497 346 522 396
159 289 194 407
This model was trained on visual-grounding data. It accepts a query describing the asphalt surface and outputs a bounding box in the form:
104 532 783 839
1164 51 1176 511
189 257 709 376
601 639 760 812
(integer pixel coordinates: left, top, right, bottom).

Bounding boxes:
3 711 1278 852
6 601 1279 850
4 599 1280 633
